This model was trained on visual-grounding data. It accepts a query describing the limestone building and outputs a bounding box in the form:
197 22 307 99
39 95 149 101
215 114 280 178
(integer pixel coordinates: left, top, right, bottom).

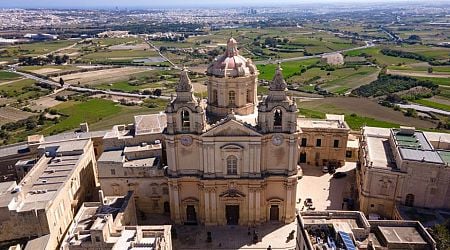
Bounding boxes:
165 38 300 226
298 114 350 167
296 211 436 250
357 126 450 219
61 191 172 250
0 138 98 250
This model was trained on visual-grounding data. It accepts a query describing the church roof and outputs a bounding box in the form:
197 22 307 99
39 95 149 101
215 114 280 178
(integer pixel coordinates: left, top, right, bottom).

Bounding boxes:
206 37 257 78
203 113 261 137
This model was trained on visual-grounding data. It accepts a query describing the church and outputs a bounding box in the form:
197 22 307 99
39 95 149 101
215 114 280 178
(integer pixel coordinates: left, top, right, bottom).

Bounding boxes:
164 37 300 226
94 37 351 227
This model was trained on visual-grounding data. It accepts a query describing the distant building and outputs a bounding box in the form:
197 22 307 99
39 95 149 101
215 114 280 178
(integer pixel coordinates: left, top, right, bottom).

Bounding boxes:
296 211 436 250
97 31 130 38
60 191 172 250
357 126 450 220
24 33 58 41
321 53 344 66
0 139 98 250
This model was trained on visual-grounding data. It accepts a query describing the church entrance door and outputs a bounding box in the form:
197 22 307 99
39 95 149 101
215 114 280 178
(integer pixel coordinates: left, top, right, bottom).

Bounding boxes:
226 205 239 225
270 205 279 221
185 205 197 225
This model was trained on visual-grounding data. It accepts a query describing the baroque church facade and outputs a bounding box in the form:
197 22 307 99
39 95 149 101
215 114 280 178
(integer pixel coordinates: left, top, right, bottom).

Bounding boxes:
164 38 300 226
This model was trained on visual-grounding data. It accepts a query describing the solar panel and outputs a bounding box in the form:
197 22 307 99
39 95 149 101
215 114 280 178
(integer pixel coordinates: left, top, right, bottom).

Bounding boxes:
338 231 357 250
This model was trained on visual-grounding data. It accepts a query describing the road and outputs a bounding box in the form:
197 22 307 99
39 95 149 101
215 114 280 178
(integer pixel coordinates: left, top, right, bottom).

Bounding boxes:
11 70 171 100
145 40 179 69
255 41 375 65
398 103 450 116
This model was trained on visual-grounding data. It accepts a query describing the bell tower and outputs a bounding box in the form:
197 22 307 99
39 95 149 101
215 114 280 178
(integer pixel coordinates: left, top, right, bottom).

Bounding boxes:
257 63 298 134
165 68 205 134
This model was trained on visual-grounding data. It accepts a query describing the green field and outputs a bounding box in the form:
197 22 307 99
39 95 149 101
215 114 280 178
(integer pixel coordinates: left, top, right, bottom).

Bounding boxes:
42 99 122 135
0 79 39 98
0 40 75 60
95 81 163 92
411 77 450 87
412 99 450 112
257 59 319 80
298 107 400 129
80 49 160 62
345 47 421 66
388 65 450 73
20 65 79 71
0 71 21 82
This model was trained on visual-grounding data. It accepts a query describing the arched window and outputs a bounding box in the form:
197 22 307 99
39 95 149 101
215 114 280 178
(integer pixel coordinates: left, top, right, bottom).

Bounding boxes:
212 89 218 104
181 110 190 131
405 194 415 207
229 91 236 106
227 155 238 175
274 109 282 127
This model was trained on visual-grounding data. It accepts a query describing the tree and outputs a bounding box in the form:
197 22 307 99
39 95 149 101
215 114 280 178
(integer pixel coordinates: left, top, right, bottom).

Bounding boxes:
153 89 162 96
59 77 65 87
428 67 433 74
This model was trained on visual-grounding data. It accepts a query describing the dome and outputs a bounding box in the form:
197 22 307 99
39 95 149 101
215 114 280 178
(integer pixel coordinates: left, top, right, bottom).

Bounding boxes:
207 37 257 78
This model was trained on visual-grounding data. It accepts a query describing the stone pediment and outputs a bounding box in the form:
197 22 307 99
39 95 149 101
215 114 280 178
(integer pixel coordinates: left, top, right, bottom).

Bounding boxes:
203 118 261 137
219 188 246 198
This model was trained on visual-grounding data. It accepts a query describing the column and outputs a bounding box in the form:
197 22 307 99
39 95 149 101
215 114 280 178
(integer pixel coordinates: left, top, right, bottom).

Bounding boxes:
204 190 210 224
173 185 181 223
202 145 208 174
255 146 261 174
249 190 254 224
255 190 261 224
211 191 217 224
286 186 293 222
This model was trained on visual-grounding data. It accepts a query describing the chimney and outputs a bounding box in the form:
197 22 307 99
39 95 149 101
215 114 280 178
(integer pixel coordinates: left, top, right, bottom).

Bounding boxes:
99 190 105 205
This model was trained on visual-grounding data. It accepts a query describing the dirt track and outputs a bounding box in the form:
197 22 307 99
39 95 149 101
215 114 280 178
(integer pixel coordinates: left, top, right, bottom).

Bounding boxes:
387 69 450 78
53 67 151 85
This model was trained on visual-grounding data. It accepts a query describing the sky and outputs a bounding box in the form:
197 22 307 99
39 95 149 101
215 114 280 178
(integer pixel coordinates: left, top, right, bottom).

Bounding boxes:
0 0 428 9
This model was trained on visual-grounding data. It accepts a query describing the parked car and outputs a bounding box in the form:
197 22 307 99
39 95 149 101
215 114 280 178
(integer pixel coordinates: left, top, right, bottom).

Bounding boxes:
322 166 329 173
328 166 336 174
304 198 313 206
333 172 347 179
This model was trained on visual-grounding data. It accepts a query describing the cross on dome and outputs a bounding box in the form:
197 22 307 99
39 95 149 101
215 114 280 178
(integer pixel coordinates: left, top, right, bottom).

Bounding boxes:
226 37 239 57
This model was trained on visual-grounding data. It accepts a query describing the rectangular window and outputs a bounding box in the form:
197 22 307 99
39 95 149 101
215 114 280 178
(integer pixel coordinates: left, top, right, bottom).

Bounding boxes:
153 200 159 209
301 138 307 147
346 150 352 158
162 187 169 195
333 139 339 148
111 169 116 175
316 139 322 147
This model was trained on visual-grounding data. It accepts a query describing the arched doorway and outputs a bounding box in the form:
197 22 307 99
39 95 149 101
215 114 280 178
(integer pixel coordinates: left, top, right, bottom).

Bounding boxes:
185 205 197 225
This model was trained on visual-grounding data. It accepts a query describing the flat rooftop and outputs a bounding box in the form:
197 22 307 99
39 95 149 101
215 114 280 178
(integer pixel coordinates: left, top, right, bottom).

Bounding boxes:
0 139 90 212
378 226 427 244
392 129 445 164
98 149 160 168
366 136 396 169
298 114 348 130
134 113 167 135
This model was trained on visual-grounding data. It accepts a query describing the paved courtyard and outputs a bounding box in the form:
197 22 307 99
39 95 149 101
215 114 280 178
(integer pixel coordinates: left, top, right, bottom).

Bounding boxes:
296 162 356 211
173 222 297 250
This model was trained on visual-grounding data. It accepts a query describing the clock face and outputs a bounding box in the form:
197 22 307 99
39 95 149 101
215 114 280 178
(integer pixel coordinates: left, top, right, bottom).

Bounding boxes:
180 136 193 146
272 134 284 146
